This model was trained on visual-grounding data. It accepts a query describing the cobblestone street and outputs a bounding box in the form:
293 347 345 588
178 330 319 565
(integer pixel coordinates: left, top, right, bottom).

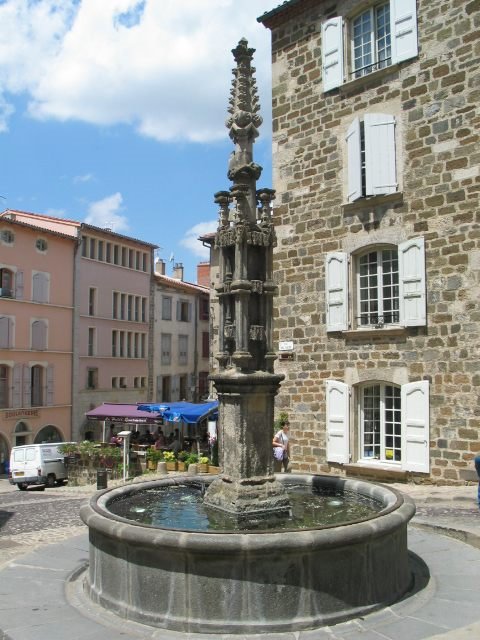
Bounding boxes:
0 483 91 569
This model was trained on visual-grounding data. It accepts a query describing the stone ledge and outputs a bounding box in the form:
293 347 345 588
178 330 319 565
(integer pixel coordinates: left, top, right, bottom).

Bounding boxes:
345 464 409 482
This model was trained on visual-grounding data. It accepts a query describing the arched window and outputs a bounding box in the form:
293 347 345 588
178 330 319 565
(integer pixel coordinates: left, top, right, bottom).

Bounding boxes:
34 425 63 443
0 268 14 297
14 421 31 446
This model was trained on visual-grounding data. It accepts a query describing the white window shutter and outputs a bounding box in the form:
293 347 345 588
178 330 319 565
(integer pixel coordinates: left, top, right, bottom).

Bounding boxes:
15 270 24 300
326 380 350 464
322 17 344 91
326 252 349 331
390 0 418 64
402 380 429 473
46 364 54 406
399 237 426 326
13 363 22 407
22 364 31 407
0 316 10 348
346 117 362 202
364 113 397 196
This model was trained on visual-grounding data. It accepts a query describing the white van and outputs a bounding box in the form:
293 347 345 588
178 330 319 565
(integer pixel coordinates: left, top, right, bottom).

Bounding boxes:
9 443 70 490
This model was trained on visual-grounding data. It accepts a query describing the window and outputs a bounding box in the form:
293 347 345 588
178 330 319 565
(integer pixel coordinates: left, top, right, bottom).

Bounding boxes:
141 333 146 358
127 295 133 321
32 272 49 303
0 316 13 348
199 297 209 321
135 251 141 270
325 237 425 331
120 294 126 320
31 365 44 406
162 376 171 402
326 379 430 472
162 296 172 320
179 374 187 400
321 0 418 91
82 238 88 257
1 229 14 244
0 365 9 408
129 249 134 269
106 243 112 263
177 300 191 322
357 248 399 326
161 334 171 365
32 320 47 350
134 377 140 388
89 238 96 259
141 298 146 322
346 113 397 202
134 297 140 321
98 241 104 261
119 331 125 357
142 253 147 272
0 268 14 297
127 332 132 358
141 377 146 388
112 292 119 319
198 371 209 399
114 245 119 265
178 335 188 365
352 3 391 79
112 330 118 357
36 238 48 252
112 377 118 388
122 247 127 267
134 333 139 358
202 331 209 358
87 368 98 390
89 288 96 316
120 377 127 388
88 327 96 356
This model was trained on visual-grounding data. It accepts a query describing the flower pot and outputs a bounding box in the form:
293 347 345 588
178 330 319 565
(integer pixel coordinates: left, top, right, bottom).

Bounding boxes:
198 463 209 473
177 461 186 472
166 461 178 472
208 465 221 474
156 461 167 475
147 460 157 471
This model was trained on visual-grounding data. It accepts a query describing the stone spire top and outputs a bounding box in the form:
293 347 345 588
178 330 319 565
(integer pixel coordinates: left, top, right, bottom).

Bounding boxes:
226 38 263 144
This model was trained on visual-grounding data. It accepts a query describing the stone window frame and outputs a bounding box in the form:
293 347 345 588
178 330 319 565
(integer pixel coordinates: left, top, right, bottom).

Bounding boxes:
321 0 418 92
325 377 430 473
325 236 426 333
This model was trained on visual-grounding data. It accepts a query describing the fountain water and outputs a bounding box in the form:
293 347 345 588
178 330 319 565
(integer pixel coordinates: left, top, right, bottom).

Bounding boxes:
80 39 415 634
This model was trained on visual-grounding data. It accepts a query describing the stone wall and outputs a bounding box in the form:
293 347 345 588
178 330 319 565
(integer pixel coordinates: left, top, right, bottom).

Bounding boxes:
264 0 480 483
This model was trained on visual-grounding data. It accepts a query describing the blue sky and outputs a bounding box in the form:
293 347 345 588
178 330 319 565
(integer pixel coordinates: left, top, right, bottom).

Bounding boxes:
0 0 275 283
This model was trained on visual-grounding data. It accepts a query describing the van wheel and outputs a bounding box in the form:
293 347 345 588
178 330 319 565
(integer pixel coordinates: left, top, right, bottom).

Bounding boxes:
18 483 27 491
46 474 56 488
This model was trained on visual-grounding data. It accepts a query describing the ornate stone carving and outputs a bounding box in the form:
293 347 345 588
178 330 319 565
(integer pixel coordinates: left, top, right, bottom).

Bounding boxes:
249 325 265 341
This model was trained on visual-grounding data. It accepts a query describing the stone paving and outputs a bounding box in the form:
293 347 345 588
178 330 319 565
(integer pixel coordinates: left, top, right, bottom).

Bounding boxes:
0 477 479 639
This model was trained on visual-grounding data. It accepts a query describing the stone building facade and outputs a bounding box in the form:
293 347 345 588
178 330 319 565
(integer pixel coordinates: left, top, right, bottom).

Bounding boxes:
259 0 479 484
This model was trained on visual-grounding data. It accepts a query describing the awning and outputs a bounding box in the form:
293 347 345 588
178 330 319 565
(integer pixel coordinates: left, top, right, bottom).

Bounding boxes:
85 403 163 424
137 401 218 425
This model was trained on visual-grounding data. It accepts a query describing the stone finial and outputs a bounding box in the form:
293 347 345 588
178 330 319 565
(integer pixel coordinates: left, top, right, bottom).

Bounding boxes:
226 38 263 143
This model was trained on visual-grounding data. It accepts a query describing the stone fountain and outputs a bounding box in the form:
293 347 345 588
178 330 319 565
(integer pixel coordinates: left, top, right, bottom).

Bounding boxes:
79 39 415 635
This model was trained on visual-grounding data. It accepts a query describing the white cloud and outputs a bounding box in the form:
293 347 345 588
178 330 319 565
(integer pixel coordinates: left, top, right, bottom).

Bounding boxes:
84 192 129 233
0 0 274 141
180 219 217 259
73 172 94 184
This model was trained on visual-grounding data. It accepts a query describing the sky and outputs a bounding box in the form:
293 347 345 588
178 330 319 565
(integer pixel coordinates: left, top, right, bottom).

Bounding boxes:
0 0 277 283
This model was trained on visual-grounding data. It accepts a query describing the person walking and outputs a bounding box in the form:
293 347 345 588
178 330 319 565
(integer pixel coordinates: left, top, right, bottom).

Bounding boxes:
273 419 290 473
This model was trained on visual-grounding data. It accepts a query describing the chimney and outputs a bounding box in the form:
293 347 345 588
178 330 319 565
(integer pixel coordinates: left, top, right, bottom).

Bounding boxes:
172 262 184 281
155 258 166 275
197 262 210 288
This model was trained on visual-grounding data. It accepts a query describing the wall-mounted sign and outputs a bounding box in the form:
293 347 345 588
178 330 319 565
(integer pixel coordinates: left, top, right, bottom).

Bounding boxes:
4 409 39 419
278 341 294 352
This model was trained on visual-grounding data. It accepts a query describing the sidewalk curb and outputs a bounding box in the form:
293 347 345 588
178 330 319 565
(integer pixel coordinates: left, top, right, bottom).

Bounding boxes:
411 520 480 550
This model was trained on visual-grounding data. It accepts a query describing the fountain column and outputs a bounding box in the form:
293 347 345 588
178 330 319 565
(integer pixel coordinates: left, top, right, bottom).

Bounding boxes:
203 39 290 517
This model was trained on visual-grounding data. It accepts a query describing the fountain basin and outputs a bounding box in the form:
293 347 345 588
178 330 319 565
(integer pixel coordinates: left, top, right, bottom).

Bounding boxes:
80 474 415 634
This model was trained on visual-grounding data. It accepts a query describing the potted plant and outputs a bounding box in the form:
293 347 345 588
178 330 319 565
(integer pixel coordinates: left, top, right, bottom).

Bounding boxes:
177 450 188 472
146 449 163 471
185 452 198 470
198 456 209 473
163 450 178 471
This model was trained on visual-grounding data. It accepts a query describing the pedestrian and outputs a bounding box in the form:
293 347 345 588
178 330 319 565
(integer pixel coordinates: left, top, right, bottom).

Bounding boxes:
475 454 480 510
272 419 290 473
155 429 166 449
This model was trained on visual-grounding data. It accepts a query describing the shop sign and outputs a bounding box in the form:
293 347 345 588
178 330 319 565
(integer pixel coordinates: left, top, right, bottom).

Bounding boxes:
3 409 40 419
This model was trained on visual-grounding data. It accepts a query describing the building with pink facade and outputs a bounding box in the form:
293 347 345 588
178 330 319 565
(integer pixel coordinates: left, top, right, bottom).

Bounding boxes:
0 212 75 473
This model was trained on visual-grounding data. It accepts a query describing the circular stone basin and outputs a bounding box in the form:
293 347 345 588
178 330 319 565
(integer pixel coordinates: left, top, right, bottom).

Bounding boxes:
80 474 415 634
